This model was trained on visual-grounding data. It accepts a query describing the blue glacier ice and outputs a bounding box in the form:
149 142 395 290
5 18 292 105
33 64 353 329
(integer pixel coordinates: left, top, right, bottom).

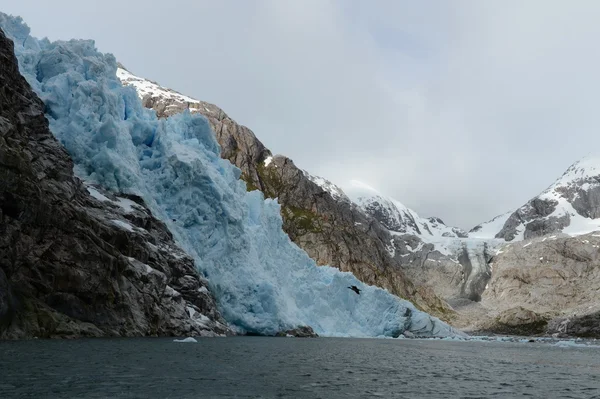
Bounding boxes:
0 13 462 338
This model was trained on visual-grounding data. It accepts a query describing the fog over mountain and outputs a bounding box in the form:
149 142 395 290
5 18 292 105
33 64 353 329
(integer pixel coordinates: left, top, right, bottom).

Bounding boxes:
5 0 600 229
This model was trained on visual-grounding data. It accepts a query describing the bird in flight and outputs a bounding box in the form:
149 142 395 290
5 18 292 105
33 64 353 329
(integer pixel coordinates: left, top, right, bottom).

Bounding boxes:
348 285 361 295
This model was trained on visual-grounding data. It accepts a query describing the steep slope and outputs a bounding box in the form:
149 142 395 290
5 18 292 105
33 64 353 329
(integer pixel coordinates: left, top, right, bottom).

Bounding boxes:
1 13 460 338
117 66 454 319
0 27 228 339
471 156 600 241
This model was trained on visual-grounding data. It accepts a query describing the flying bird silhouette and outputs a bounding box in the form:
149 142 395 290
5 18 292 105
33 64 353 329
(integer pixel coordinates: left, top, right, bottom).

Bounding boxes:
348 285 361 295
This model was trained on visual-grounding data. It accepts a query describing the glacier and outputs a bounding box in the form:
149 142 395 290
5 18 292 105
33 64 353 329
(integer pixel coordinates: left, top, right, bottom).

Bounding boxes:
0 13 461 338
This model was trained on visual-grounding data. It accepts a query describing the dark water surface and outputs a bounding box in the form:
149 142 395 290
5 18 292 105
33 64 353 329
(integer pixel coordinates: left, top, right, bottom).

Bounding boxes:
1 337 600 398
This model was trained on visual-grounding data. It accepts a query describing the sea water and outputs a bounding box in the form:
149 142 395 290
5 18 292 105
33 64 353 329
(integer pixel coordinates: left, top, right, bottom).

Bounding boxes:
1 337 599 398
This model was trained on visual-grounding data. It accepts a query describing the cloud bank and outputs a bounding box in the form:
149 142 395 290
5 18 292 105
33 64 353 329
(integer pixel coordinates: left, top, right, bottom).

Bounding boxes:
5 0 600 228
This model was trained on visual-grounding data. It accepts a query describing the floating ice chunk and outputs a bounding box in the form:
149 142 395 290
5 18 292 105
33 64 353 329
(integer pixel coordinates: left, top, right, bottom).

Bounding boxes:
173 337 198 343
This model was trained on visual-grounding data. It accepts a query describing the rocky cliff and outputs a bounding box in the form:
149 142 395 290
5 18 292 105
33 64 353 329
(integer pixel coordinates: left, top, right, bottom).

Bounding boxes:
0 29 229 339
118 66 454 319
474 232 600 336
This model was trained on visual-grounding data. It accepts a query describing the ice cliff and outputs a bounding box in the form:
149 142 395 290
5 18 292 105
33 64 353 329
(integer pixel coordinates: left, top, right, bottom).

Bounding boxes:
0 13 460 338
117 64 454 320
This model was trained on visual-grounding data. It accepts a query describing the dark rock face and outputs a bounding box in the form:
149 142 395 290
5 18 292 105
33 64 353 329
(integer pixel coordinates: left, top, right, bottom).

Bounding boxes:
495 198 570 241
547 312 600 338
0 30 229 339
571 186 600 219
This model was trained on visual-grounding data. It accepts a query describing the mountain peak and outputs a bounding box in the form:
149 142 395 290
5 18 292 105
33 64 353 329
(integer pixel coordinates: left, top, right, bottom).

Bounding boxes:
473 154 600 241
343 180 467 239
550 154 600 189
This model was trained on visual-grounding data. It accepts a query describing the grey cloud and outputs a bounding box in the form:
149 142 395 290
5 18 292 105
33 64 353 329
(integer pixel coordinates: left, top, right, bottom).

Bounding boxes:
3 0 600 229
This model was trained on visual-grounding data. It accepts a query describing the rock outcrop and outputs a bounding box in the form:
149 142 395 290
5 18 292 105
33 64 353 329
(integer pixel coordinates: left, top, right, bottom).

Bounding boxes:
275 326 318 338
449 232 600 337
118 66 454 320
547 311 600 338
0 29 229 339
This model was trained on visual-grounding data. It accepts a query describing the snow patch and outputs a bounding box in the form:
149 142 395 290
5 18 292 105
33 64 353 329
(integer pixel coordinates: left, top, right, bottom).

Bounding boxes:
111 220 134 232
197 286 209 294
304 171 348 201
87 186 110 202
117 67 199 105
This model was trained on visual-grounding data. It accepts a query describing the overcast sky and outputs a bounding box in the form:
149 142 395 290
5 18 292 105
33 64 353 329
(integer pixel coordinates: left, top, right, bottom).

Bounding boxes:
3 0 600 229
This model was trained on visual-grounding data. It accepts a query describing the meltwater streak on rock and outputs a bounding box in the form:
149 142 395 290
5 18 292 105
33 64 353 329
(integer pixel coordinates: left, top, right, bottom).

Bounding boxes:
0 27 227 338
0 14 461 338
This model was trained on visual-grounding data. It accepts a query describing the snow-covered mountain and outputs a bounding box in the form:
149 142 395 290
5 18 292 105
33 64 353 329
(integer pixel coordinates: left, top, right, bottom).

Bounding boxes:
471 155 600 241
1 13 460 338
344 180 468 240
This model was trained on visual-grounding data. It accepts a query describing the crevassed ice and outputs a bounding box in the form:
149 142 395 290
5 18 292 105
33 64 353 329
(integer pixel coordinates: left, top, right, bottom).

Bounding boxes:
0 13 461 338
